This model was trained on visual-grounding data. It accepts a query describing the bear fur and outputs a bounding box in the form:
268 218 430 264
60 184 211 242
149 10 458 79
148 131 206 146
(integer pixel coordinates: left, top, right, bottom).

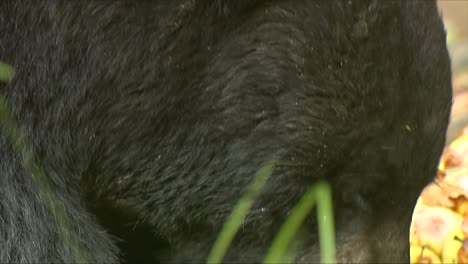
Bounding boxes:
0 0 452 263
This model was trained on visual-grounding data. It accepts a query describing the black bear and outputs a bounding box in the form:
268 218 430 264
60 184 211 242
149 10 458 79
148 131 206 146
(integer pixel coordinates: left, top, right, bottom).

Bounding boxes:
0 0 452 263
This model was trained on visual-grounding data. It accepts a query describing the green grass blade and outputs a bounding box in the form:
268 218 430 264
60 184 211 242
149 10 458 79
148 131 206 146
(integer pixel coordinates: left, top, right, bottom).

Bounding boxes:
206 159 276 264
0 62 14 82
263 180 336 264
0 65 88 263
315 181 336 264
263 184 317 263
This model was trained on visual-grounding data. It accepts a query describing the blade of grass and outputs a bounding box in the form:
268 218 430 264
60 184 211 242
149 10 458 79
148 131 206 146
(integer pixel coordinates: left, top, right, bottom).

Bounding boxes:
206 159 276 264
263 180 336 264
0 62 14 82
282 230 306 264
0 64 88 263
315 181 336 264
263 184 317 263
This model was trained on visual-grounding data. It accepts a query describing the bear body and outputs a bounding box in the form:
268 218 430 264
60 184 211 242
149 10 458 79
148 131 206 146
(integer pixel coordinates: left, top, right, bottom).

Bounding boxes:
0 0 452 263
